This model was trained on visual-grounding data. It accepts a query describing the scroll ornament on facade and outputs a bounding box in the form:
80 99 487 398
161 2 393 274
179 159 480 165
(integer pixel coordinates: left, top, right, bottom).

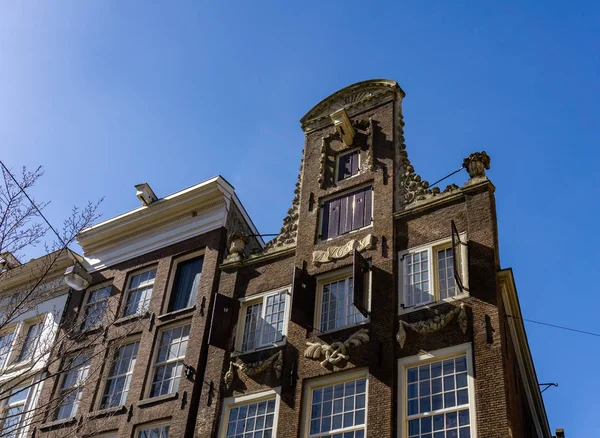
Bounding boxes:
396 304 468 349
312 234 374 265
304 328 369 367
223 350 283 389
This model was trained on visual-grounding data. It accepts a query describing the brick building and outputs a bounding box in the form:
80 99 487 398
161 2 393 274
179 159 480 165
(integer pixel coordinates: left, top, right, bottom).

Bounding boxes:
26 79 560 437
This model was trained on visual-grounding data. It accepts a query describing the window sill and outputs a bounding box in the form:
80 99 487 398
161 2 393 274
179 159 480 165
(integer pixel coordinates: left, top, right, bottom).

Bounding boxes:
231 339 287 358
319 223 373 244
39 417 77 430
87 405 126 419
158 305 196 321
78 326 104 337
399 294 469 316
312 320 370 337
6 358 34 372
137 392 178 408
114 311 150 325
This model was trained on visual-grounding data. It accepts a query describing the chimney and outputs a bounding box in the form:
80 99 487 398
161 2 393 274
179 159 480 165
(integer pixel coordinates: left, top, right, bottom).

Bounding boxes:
554 428 565 438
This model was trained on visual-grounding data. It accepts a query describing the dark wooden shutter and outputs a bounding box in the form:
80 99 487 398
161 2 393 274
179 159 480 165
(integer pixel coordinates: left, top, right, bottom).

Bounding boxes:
208 293 236 350
353 249 370 317
339 195 352 235
364 187 372 226
327 197 341 238
353 189 366 230
451 220 465 292
291 266 316 330
321 202 330 239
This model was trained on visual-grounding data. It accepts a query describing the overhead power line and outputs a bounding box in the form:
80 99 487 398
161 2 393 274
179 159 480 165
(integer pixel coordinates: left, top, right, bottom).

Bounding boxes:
506 314 600 338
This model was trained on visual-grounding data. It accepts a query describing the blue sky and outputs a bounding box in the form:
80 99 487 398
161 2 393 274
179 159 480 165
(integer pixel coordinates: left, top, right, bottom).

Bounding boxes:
1 1 598 435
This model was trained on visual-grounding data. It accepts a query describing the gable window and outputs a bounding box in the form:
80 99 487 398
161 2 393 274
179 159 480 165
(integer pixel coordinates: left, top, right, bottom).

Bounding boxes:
316 270 369 334
55 353 91 420
138 424 169 438
236 289 289 353
321 186 372 240
0 385 29 437
17 320 43 362
150 324 190 397
219 389 280 438
302 369 368 438
167 255 203 313
82 285 111 330
337 149 360 182
399 235 468 312
124 268 157 317
101 341 139 409
398 344 476 438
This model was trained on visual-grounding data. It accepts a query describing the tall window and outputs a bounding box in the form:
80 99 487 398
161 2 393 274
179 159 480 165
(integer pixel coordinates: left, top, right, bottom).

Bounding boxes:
168 256 203 312
404 355 472 438
124 268 157 316
321 186 372 240
82 285 111 330
238 290 288 353
399 238 467 311
318 276 367 333
17 321 43 362
305 372 367 438
150 325 190 397
225 397 276 438
101 341 139 409
337 149 359 182
138 424 169 438
56 353 91 420
0 386 29 437
0 331 14 369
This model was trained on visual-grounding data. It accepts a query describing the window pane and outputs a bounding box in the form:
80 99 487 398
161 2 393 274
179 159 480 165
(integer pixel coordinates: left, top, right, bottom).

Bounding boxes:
151 325 190 397
437 248 457 299
320 278 366 333
404 251 432 307
338 150 359 181
260 292 287 347
101 341 139 408
138 425 169 438
82 285 111 330
226 398 276 438
18 322 43 361
309 377 366 437
125 269 157 316
0 332 14 369
169 256 203 312
56 353 91 420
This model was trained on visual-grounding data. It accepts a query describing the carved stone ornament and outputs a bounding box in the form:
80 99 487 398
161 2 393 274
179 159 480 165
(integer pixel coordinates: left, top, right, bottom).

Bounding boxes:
305 328 369 367
223 350 283 390
227 231 249 255
318 137 327 189
463 151 491 178
396 304 468 349
312 234 374 265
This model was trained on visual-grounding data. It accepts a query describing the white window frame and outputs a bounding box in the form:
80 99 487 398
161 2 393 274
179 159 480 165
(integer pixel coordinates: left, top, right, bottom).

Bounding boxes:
123 266 157 317
218 388 281 438
0 383 31 437
0 325 17 371
314 268 371 335
300 368 369 438
13 316 46 365
335 147 361 183
80 283 112 331
98 338 140 410
163 250 205 315
397 343 477 438
398 234 469 315
233 287 291 356
136 422 170 438
318 183 374 243
55 352 92 420
147 322 190 399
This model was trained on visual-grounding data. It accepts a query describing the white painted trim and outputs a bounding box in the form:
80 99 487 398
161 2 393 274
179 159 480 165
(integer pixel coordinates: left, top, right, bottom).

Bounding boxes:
300 368 369 438
233 286 292 355
218 387 282 438
134 420 171 437
397 343 477 438
397 233 469 315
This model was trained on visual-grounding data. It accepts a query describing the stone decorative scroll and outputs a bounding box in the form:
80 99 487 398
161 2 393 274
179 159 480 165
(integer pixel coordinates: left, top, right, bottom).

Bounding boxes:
312 234 374 265
396 304 468 349
318 137 327 189
305 328 369 367
363 118 374 172
223 350 283 389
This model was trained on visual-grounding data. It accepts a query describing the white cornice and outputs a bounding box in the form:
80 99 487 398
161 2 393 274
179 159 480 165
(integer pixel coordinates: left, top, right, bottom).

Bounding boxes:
78 176 262 272
498 268 552 437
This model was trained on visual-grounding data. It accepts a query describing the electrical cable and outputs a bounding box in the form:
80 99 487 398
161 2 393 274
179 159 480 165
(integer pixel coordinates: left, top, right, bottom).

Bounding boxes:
505 314 600 338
